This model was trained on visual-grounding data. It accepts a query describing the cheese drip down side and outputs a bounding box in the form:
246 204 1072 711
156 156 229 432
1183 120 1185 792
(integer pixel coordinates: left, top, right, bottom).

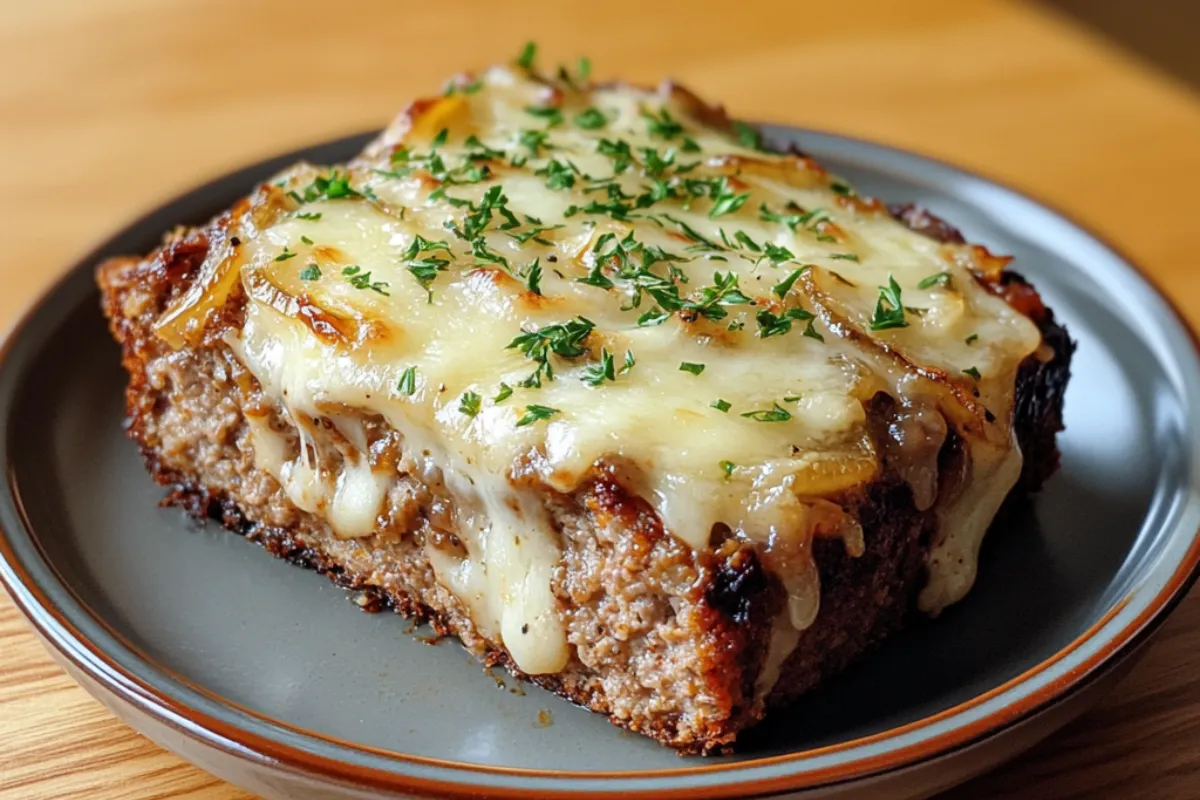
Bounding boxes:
154 64 1042 677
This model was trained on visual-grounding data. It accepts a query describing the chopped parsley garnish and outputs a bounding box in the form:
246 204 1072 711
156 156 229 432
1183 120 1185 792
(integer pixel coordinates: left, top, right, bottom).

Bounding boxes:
638 181 679 209
274 248 296 262
291 170 361 204
407 259 448 298
596 138 634 174
965 333 979 345
516 404 560 427
681 137 702 153
711 399 731 413
728 229 760 252
516 42 537 69
661 213 724 251
576 107 607 130
732 121 764 151
719 460 737 478
759 201 803 230
391 131 496 188
397 367 417 396
582 347 617 386
445 185 520 242
578 262 614 289
772 268 804 298
524 105 565 127
621 349 635 374
638 146 677 177
565 196 635 221
679 362 705 375
589 230 636 268
759 202 829 235
556 56 592 89
300 235 313 246
762 242 794 265
830 180 856 197
390 146 412 166
507 317 595 388
637 307 670 327
374 164 412 181
642 107 684 139
727 319 745 332
458 391 482 418
869 274 908 331
517 129 551 155
295 211 322 221
963 366 982 381
741 404 792 423
682 271 752 321
341 265 389 295
455 164 490 184
802 207 830 229
471 237 509 268
464 135 505 161
917 271 953 289
443 76 483 96
756 307 815 338
536 159 578 190
708 178 751 219
493 383 514 403
580 231 687 313
831 252 859 261
507 224 564 245
404 235 454 299
523 258 543 295
299 264 321 281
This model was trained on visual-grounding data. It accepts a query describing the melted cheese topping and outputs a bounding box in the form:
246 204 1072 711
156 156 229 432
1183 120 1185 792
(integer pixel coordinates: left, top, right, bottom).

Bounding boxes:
155 66 1042 678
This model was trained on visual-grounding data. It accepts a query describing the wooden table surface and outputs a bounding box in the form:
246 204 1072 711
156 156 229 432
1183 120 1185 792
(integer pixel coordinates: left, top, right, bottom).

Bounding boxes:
2 1 1199 797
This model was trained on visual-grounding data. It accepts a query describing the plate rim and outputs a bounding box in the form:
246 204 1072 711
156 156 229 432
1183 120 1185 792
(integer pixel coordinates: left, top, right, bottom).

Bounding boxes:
2 126 1199 798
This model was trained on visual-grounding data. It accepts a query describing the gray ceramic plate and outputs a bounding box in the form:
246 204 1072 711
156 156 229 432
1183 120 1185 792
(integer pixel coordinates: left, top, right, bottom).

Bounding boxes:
2 128 1199 800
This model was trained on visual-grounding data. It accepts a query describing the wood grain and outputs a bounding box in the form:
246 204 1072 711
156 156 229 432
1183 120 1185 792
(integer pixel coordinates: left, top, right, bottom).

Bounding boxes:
1 0 1198 797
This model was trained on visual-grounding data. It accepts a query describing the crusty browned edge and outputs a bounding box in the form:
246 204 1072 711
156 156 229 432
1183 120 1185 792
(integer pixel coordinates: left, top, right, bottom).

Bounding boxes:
887 203 1074 495
96 196 1071 754
752 207 1075 712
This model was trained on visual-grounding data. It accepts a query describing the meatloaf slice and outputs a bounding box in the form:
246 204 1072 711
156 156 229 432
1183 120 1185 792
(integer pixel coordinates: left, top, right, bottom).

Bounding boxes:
97 61 1072 753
